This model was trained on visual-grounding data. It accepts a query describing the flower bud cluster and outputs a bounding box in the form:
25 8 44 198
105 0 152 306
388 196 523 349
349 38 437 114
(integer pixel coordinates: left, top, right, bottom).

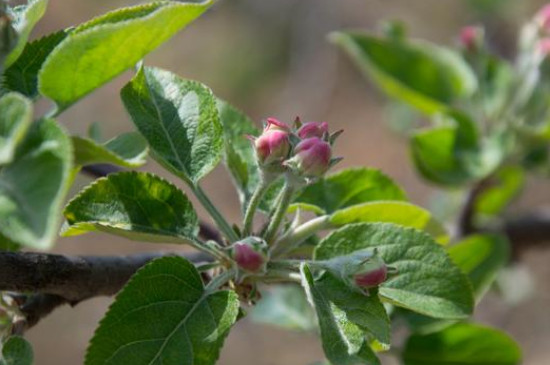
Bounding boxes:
231 236 269 274
250 117 342 181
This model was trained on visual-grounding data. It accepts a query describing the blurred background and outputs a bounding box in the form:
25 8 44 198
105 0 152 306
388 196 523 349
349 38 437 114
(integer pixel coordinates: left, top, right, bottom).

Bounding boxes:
20 0 550 363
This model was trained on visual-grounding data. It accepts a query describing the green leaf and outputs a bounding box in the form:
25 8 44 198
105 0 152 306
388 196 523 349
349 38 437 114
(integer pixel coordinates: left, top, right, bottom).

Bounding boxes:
85 256 240 365
216 99 260 205
38 0 213 110
449 234 510 300
402 323 521 365
315 223 474 319
474 166 524 217
294 168 407 214
0 92 32 164
4 0 48 67
331 31 476 114
72 132 148 168
121 66 223 184
63 171 198 244
251 284 317 332
330 201 449 244
301 264 381 365
2 30 67 98
0 118 72 249
0 336 34 365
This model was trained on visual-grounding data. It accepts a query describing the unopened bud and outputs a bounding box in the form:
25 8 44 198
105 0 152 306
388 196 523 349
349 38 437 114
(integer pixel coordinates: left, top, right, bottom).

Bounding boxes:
287 137 332 178
254 129 291 166
232 237 268 273
297 122 329 139
265 117 291 132
536 4 550 33
537 37 550 57
459 25 483 52
353 257 388 289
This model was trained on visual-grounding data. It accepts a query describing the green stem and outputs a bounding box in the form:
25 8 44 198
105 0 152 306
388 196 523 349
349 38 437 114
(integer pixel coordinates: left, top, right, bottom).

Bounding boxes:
243 181 269 236
272 215 332 257
205 268 236 293
192 185 239 243
264 181 294 244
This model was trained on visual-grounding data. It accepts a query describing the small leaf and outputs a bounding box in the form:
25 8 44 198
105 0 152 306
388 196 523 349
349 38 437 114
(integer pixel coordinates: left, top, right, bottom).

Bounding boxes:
0 92 32 164
251 284 317 332
330 201 448 244
294 168 406 213
63 171 198 244
4 0 48 67
2 30 67 98
72 132 148 168
449 234 510 300
331 31 476 114
301 264 381 365
315 223 474 319
121 66 223 184
85 256 240 365
39 0 213 109
402 323 521 365
1 336 34 365
474 166 524 217
0 118 72 249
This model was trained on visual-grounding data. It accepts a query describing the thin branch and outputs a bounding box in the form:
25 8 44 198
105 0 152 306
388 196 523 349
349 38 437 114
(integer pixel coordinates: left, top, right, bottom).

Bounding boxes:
457 178 493 238
505 209 550 259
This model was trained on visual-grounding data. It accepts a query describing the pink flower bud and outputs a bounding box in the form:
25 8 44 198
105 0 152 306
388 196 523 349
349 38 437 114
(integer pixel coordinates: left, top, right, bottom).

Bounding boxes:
353 260 388 289
265 117 291 132
297 122 329 139
537 4 550 32
254 129 291 165
290 137 332 177
537 38 550 57
459 26 483 51
232 238 267 273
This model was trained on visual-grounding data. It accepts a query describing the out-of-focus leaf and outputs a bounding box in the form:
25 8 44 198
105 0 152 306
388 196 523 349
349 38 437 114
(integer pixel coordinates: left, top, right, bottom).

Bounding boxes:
0 336 34 365
72 132 148 168
0 92 32 164
474 166 524 217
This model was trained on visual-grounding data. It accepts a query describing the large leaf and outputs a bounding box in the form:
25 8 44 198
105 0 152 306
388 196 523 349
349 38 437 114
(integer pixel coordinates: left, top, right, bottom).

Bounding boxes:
2 30 67 98
72 132 148 168
330 201 448 244
38 0 213 110
4 0 48 67
216 99 260 205
0 336 34 365
301 265 381 365
402 323 521 365
0 118 72 249
315 223 474 319
85 256 240 365
121 66 223 184
63 171 199 243
294 168 406 214
0 92 32 164
449 234 510 300
331 31 476 114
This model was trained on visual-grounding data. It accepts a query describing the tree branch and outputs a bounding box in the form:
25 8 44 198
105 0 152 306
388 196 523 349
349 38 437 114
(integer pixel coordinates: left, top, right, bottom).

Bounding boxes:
505 209 550 258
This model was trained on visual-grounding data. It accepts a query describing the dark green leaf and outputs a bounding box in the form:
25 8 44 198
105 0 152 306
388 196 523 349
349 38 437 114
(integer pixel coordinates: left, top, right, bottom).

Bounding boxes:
402 323 521 365
85 256 240 365
121 66 223 184
0 92 32 164
294 168 406 214
39 0 213 109
315 223 474 319
0 118 72 249
1 336 34 365
301 264 381 365
72 132 148 168
63 171 198 244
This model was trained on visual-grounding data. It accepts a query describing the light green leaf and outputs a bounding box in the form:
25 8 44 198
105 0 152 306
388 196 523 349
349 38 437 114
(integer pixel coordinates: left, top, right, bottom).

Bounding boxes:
474 166 524 217
251 284 317 332
85 256 240 365
1 336 34 365
4 0 48 67
402 323 521 365
0 92 32 164
72 132 148 168
294 168 406 213
449 234 510 300
63 171 198 244
315 223 474 319
330 201 448 244
2 30 67 98
331 31 476 114
301 264 381 365
0 118 72 249
38 0 213 110
121 66 223 184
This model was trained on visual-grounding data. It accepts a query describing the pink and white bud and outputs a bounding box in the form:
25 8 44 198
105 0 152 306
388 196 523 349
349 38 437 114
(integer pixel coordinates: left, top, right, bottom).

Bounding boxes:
536 4 550 32
459 25 483 51
353 259 388 289
297 122 329 139
265 117 291 132
254 129 291 165
289 137 332 178
232 238 268 273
